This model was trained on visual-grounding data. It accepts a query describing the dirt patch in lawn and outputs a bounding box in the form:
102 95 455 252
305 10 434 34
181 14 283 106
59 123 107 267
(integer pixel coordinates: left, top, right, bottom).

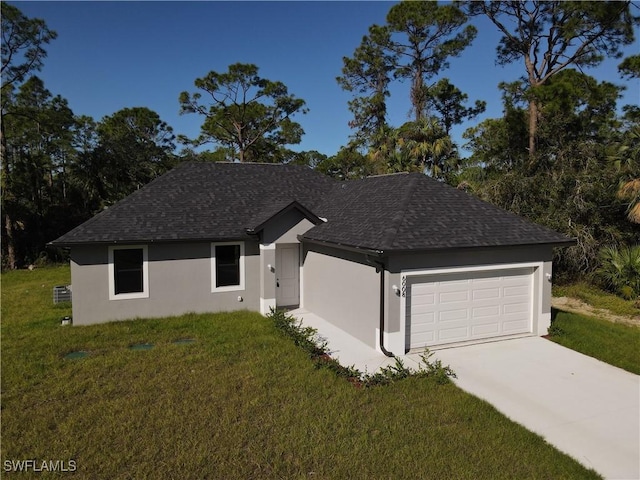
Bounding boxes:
552 297 640 327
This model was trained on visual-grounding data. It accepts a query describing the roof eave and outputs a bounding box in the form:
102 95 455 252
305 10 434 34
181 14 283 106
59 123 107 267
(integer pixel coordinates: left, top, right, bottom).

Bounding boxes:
298 236 385 257
299 236 576 257
48 234 256 248
380 238 577 255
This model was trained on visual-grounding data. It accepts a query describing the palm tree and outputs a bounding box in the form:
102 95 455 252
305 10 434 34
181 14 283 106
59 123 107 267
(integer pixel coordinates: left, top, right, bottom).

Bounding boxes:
612 126 640 223
618 180 640 223
396 119 456 178
598 245 640 298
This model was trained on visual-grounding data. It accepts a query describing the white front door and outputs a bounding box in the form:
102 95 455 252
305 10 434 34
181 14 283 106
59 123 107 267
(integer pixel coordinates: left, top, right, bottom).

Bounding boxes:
276 244 300 307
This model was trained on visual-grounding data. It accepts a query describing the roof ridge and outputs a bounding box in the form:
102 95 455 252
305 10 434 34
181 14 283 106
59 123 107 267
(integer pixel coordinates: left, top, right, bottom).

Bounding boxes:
379 174 420 250
213 161 305 167
365 171 411 178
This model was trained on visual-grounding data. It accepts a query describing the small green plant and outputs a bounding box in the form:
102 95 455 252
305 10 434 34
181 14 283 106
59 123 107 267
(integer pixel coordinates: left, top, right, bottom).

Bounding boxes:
363 358 412 386
416 349 457 385
619 285 636 301
548 309 565 337
548 323 565 337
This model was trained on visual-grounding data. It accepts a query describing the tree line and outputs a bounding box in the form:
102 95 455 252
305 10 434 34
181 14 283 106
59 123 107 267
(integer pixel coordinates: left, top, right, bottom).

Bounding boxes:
1 1 638 289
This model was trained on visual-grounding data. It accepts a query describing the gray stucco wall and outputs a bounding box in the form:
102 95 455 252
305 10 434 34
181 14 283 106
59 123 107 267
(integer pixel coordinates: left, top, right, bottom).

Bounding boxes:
302 244 380 348
301 243 554 354
260 246 276 311
262 211 314 245
70 241 260 325
386 245 553 273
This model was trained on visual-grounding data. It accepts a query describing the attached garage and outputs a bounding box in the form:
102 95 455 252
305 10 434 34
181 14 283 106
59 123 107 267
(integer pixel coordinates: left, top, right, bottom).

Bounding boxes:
404 266 536 349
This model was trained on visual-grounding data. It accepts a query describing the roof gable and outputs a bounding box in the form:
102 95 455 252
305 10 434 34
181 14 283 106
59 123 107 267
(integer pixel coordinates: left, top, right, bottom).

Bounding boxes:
246 200 323 235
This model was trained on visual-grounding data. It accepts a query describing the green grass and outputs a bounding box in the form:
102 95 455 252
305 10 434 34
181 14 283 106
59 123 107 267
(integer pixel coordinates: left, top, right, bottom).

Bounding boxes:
549 309 640 375
1 266 601 479
553 282 640 317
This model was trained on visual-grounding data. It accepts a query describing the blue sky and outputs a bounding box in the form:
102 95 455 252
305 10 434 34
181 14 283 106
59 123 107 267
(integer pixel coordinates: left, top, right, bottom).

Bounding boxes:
12 1 640 157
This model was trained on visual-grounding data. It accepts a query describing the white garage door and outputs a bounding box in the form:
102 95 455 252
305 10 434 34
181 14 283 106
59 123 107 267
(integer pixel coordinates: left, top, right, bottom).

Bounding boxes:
406 268 533 349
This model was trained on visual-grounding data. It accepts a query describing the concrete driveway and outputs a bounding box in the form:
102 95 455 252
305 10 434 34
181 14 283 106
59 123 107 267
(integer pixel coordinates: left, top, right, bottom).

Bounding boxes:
433 337 640 480
293 309 639 479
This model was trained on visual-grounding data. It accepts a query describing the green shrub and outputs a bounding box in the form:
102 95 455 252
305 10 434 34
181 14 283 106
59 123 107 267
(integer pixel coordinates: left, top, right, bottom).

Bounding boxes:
269 307 326 356
597 245 640 299
268 308 456 387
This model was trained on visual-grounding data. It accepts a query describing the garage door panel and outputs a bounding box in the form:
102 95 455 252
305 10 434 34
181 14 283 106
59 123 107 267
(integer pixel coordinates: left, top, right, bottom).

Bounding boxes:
407 267 533 349
471 323 500 336
439 308 469 322
410 314 436 329
504 285 529 297
411 284 437 296
411 293 435 307
438 280 470 292
411 304 437 316
503 302 529 314
439 326 470 341
439 278 470 286
472 287 501 300
472 275 499 283
409 331 435 344
472 305 500 318
502 319 529 332
439 291 469 303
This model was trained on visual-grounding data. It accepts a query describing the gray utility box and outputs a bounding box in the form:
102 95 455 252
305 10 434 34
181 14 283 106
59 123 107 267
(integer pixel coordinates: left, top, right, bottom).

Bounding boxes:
53 285 72 304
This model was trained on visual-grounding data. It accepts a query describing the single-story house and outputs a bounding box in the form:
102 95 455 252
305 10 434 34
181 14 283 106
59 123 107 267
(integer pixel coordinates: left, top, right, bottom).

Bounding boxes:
51 161 573 355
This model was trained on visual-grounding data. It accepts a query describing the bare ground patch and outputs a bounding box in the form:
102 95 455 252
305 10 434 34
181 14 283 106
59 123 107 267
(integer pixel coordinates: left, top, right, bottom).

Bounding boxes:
552 296 640 327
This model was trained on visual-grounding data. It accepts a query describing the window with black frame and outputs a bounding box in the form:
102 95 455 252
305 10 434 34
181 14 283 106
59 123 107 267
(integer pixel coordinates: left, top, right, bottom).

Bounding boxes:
113 248 144 294
215 244 240 287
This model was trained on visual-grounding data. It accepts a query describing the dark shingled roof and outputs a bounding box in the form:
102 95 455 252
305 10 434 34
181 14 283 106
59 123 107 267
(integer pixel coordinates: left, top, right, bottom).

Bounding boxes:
302 173 573 251
51 162 335 245
51 162 573 251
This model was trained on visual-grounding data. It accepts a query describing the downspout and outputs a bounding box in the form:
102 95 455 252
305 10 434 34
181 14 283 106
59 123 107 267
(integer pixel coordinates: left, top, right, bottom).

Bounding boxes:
368 256 394 357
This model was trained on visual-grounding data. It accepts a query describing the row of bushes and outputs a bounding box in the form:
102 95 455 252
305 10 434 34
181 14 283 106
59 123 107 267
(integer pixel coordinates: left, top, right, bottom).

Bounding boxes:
268 308 456 387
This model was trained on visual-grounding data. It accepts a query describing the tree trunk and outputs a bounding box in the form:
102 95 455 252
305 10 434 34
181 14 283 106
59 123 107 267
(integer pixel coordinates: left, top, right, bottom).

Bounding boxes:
528 98 538 162
524 52 539 164
4 211 17 269
413 65 425 123
0 117 17 269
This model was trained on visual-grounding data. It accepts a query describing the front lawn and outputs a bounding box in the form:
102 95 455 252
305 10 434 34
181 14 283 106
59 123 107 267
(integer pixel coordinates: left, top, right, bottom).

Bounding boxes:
1 266 600 479
549 309 640 375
